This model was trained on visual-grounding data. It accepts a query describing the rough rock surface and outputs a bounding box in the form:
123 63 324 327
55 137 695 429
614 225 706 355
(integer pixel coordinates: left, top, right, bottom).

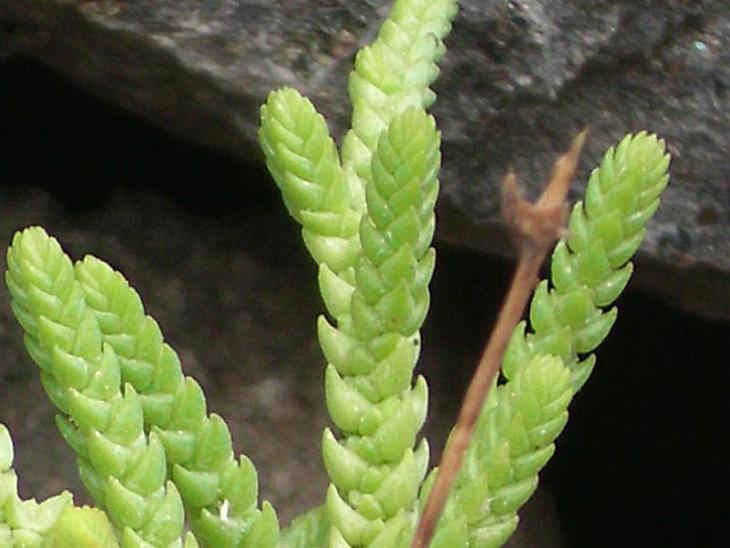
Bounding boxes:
0 0 728 320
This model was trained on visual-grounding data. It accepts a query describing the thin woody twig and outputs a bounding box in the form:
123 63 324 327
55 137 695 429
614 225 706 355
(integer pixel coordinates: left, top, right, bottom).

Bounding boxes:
411 131 587 548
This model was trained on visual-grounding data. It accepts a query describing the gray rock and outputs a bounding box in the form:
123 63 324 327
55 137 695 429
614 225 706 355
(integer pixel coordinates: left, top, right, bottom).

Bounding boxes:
1 0 728 318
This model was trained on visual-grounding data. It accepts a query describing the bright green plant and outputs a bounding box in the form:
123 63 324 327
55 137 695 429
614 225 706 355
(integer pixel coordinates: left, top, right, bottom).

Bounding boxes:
0 0 670 546
416 132 670 546
1 423 73 545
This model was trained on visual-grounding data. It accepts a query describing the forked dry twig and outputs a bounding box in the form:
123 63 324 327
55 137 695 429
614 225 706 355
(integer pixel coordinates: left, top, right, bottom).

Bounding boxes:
412 131 587 548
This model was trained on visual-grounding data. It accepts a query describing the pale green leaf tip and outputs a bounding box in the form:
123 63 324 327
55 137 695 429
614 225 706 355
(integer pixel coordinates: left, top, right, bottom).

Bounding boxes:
0 424 13 472
46 505 120 548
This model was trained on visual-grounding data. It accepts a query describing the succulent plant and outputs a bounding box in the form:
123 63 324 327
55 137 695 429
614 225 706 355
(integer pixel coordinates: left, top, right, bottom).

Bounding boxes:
0 0 670 546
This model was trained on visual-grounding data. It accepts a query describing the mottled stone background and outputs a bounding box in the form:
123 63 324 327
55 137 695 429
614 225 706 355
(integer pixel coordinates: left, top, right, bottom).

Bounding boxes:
1 0 728 319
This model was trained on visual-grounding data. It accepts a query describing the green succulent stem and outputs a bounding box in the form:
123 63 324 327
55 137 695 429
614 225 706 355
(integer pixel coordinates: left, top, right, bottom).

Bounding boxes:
5 227 193 547
414 132 587 548
260 2 458 545
503 132 671 389
260 0 457 284
74 256 279 548
424 132 670 546
343 0 458 211
278 505 329 548
0 423 76 546
259 87 360 275
320 107 439 547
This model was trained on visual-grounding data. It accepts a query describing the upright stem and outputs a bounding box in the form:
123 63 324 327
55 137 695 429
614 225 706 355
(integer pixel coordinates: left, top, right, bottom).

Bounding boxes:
412 132 586 548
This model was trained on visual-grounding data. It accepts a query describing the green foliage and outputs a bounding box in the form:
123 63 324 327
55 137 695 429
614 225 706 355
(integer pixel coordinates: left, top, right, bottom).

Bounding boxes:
4 228 272 547
74 256 278 547
503 132 671 391
343 0 458 212
260 1 457 544
259 0 670 544
0 424 74 546
261 92 443 547
421 355 572 548
0 0 671 547
259 87 360 273
6 227 190 547
421 132 670 547
279 505 329 548
320 107 438 547
46 506 120 548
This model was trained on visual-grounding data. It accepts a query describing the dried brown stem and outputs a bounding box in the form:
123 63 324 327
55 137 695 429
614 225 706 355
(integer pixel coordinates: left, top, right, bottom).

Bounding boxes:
411 131 586 548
